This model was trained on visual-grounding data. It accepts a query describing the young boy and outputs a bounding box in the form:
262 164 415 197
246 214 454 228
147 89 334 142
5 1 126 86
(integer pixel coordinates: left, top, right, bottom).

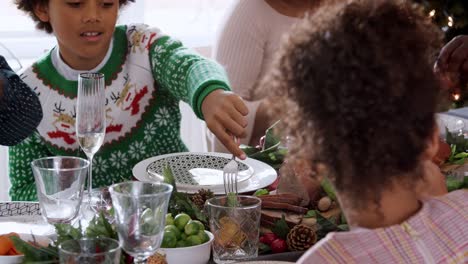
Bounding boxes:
264 0 467 262
0 55 42 146
11 0 248 201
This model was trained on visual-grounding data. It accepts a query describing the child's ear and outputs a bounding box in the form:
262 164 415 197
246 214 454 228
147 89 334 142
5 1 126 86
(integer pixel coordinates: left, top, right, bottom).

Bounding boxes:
33 3 50 22
423 126 441 161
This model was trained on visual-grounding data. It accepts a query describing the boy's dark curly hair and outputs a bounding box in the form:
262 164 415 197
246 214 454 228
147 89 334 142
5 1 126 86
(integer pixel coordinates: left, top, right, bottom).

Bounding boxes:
264 0 444 209
15 0 135 33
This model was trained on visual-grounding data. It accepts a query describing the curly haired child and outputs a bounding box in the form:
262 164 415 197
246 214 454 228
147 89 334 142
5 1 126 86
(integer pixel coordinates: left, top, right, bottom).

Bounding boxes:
264 0 467 262
10 0 249 201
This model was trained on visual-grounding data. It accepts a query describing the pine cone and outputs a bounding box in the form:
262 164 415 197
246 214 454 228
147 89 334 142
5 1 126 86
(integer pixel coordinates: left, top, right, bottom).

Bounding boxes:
286 224 317 251
191 194 205 210
190 188 214 209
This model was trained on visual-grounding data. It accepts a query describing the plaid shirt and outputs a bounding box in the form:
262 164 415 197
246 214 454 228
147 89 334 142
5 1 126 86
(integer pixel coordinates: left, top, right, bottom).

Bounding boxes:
0 56 42 146
298 190 468 264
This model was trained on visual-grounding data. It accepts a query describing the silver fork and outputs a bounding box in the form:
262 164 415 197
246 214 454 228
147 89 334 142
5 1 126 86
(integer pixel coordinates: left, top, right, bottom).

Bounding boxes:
223 138 239 196
223 155 239 195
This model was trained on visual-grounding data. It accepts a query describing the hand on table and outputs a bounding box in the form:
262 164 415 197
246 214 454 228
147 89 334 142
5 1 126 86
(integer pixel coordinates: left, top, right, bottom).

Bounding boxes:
435 35 468 88
202 89 249 159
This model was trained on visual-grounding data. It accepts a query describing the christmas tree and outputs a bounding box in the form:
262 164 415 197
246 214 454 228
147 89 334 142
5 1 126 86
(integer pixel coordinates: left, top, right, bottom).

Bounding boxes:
414 0 468 108
415 0 468 42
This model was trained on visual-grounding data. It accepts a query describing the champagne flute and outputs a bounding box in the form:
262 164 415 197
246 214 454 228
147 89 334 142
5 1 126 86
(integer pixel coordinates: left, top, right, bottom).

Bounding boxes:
76 72 106 206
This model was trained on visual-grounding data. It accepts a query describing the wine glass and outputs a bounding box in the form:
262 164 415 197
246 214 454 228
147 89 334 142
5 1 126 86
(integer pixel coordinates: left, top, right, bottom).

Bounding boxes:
109 181 173 264
76 72 106 207
31 156 89 225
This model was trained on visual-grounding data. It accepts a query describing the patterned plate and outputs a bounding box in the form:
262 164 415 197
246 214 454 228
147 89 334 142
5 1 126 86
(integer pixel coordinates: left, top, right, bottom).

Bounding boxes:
146 152 255 189
0 202 55 237
134 153 277 194
0 202 41 216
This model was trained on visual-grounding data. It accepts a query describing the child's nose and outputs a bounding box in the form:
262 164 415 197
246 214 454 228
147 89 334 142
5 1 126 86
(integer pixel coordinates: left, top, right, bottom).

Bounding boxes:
82 2 102 23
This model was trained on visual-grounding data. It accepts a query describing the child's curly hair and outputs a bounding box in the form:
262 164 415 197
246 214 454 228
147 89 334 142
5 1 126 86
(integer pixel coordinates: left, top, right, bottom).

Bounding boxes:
15 0 135 33
264 0 444 209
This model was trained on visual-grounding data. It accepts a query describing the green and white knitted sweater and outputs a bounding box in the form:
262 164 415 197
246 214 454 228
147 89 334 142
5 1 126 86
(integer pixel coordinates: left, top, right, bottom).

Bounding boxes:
9 24 230 201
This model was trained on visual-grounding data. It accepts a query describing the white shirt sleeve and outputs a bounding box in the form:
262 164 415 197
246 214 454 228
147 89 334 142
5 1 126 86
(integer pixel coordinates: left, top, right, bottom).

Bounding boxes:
213 0 268 100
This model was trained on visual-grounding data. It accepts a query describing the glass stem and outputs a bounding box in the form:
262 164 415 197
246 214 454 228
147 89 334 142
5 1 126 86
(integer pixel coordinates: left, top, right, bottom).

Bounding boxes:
87 153 94 203
133 257 147 264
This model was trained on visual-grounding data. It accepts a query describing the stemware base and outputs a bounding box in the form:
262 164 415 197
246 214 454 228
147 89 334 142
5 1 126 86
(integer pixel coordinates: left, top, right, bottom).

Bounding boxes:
77 188 114 228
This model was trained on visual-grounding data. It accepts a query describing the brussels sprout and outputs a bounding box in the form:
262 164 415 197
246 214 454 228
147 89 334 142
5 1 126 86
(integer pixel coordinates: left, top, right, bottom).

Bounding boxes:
174 213 191 231
186 235 203 246
165 213 174 226
197 230 210 244
184 220 200 236
164 225 181 240
161 230 177 248
191 220 205 231
176 240 189 248
140 208 160 234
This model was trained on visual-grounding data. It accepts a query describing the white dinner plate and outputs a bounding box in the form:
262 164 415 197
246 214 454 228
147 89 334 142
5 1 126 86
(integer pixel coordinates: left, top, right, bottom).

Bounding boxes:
133 152 277 194
145 152 255 190
0 202 55 236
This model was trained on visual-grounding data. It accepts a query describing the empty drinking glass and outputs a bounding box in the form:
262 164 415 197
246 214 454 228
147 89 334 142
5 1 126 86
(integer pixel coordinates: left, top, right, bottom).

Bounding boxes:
109 181 173 264
205 195 262 263
31 156 89 224
59 237 121 264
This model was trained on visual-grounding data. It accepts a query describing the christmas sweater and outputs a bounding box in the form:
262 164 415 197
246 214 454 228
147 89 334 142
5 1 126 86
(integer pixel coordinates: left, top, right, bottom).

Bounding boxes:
9 24 230 201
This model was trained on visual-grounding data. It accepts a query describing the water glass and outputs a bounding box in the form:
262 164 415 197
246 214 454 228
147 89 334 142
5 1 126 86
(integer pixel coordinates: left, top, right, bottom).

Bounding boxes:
109 181 173 263
31 156 89 224
205 195 262 263
59 237 121 264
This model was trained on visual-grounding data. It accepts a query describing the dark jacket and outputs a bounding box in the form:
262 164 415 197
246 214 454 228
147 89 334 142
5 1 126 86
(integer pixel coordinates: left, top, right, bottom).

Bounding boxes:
0 55 42 146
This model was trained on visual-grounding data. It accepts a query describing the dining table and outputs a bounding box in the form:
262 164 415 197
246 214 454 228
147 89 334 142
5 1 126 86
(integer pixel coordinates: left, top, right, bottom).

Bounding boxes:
0 201 304 263
0 146 288 263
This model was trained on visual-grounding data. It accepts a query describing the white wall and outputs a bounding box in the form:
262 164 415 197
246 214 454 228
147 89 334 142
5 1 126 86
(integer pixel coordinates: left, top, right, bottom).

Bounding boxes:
0 147 8 201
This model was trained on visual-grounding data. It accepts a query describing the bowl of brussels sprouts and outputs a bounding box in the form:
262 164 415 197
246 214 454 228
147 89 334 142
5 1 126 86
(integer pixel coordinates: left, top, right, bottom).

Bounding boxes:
159 213 214 264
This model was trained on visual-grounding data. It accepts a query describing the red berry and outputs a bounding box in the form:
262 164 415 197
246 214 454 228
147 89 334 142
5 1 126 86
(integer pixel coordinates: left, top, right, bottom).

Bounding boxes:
267 177 280 191
124 253 134 264
270 238 287 253
259 236 269 244
261 233 277 245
